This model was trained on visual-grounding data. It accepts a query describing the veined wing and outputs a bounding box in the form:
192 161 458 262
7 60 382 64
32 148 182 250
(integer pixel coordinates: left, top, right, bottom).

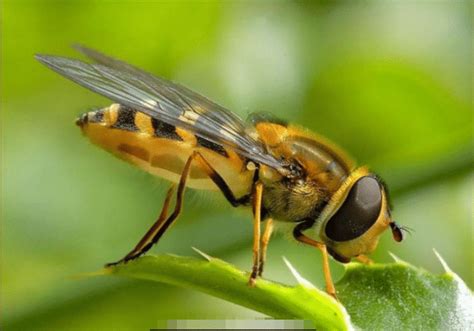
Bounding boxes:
35 47 286 172
72 45 244 133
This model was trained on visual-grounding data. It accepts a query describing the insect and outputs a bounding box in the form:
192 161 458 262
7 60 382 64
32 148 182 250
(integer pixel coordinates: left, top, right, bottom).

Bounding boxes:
35 46 406 297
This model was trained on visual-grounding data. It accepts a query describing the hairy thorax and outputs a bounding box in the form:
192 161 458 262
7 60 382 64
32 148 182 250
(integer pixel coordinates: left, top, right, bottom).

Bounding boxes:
262 177 329 222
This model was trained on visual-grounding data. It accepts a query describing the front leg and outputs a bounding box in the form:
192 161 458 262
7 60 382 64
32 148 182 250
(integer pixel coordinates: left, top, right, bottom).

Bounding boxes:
355 254 373 265
293 221 337 299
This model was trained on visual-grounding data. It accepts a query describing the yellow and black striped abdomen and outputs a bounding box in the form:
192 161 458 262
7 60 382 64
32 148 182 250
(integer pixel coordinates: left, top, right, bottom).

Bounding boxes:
77 103 254 197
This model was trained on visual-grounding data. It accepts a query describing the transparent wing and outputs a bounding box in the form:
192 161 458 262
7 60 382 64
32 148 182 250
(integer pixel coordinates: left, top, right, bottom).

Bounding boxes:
35 47 286 171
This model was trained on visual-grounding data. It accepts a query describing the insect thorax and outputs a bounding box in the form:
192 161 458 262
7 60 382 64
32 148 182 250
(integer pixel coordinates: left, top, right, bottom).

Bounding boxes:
261 178 329 222
259 135 352 223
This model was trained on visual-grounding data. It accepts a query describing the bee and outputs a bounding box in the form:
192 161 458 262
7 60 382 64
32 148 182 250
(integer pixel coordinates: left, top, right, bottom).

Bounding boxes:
35 46 405 297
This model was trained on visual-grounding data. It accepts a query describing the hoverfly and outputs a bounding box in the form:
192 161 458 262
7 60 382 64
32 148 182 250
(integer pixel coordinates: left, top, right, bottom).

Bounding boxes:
35 46 405 297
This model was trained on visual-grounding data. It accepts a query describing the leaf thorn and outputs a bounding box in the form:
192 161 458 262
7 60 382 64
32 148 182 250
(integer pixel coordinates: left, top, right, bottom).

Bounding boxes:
191 246 213 261
388 251 406 264
433 248 452 274
283 256 316 289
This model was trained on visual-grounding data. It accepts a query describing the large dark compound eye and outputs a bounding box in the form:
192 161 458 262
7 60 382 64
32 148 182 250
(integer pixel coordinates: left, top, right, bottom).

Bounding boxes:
325 176 382 241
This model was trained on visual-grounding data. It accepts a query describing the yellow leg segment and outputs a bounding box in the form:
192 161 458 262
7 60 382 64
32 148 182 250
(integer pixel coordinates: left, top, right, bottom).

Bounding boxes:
356 254 373 265
258 218 274 276
248 182 263 286
294 234 337 299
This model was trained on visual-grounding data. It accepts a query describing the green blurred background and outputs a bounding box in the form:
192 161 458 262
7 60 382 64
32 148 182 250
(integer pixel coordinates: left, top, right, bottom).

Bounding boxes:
1 1 472 330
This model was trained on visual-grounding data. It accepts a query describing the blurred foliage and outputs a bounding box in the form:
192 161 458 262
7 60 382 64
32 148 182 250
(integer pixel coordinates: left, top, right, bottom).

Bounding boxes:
1 1 472 330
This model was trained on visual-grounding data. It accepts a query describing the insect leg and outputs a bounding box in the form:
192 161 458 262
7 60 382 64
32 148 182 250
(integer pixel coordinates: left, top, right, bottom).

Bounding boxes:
355 255 373 265
248 182 263 286
190 152 266 284
107 150 250 267
293 221 337 299
106 151 198 266
191 152 250 207
258 218 274 276
106 185 175 266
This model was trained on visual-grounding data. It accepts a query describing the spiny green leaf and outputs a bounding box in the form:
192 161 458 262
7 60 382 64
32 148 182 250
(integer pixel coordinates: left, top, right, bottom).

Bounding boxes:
97 252 473 330
337 260 474 330
98 254 351 330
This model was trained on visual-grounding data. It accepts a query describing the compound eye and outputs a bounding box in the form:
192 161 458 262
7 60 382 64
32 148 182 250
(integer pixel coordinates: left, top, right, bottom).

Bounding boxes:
325 176 382 241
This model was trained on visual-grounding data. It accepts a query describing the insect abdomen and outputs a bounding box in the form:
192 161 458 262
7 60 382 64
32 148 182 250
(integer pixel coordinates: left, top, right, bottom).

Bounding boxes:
76 104 254 196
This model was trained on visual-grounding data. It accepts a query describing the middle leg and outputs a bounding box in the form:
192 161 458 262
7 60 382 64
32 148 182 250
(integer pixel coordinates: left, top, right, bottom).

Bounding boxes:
258 218 274 276
248 181 263 286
